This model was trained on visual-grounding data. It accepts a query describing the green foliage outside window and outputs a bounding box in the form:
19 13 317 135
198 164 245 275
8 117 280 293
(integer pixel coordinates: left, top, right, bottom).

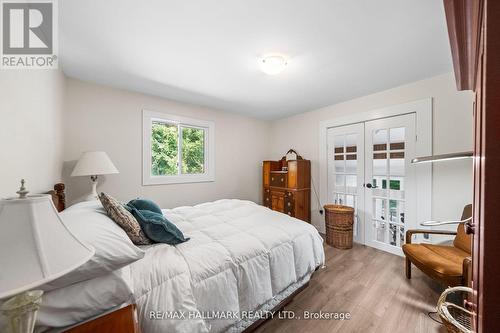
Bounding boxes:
181 127 204 174
151 122 205 176
152 122 178 176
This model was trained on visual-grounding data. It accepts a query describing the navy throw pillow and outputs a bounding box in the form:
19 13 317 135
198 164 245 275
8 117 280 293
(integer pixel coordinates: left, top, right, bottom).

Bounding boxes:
127 198 163 214
127 206 189 245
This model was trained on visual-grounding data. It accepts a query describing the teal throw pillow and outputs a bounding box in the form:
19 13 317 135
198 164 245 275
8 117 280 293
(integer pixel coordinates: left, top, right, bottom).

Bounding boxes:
127 206 189 245
127 198 163 214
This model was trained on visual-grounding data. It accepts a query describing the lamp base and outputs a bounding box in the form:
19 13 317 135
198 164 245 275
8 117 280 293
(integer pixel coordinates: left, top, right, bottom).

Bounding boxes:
83 175 99 201
0 290 43 333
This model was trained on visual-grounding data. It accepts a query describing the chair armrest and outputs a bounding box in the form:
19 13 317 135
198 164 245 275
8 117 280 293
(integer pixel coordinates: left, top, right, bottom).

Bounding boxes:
405 229 457 244
463 257 472 287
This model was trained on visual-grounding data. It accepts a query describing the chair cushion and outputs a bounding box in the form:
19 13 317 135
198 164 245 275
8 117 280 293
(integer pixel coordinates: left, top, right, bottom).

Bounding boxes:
402 243 469 286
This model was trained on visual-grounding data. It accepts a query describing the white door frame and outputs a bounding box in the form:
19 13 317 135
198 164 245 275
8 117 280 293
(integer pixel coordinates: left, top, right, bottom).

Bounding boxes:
319 98 432 237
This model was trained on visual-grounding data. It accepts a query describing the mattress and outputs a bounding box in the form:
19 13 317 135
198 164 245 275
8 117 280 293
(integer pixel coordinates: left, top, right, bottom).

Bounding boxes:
130 199 325 333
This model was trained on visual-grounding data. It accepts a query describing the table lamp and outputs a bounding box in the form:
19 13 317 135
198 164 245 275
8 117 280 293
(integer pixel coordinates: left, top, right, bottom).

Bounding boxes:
71 151 119 201
0 180 95 333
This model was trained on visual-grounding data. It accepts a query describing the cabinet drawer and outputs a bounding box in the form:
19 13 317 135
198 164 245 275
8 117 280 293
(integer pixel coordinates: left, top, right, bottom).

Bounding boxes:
270 172 287 187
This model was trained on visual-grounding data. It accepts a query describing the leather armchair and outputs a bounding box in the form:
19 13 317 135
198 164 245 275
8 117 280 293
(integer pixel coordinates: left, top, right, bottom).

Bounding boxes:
402 205 472 287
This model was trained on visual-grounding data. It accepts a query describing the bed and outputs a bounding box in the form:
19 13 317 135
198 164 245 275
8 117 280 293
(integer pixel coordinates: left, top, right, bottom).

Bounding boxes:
35 185 325 333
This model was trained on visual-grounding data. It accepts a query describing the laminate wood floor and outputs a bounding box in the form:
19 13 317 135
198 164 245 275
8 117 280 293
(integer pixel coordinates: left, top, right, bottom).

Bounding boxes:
255 243 448 333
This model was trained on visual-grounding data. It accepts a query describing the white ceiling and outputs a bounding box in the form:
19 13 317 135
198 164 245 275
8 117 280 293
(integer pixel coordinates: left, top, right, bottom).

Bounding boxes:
60 0 452 120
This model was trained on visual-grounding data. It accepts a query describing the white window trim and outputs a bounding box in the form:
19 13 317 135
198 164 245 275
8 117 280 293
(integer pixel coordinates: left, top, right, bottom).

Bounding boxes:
142 110 215 185
318 98 433 228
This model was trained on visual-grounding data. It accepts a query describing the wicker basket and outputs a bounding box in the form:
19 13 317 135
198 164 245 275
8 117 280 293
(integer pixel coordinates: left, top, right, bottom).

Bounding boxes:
437 286 474 333
324 205 354 249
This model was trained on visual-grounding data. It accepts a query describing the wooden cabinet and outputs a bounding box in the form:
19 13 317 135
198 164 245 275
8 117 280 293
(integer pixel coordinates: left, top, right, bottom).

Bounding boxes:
263 150 311 222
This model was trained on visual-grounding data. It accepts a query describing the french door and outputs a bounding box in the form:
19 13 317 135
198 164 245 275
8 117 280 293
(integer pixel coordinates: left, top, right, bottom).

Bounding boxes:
327 123 365 244
327 113 416 256
364 114 416 255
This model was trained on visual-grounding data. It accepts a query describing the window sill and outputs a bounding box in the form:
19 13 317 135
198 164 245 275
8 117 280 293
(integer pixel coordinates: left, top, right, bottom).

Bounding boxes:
142 174 215 186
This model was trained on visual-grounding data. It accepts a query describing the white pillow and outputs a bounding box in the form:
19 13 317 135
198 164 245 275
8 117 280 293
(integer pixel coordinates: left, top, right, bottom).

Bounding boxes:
41 201 144 290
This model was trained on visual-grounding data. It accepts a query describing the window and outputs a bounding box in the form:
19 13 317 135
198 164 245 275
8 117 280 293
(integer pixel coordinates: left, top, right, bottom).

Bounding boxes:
143 110 215 185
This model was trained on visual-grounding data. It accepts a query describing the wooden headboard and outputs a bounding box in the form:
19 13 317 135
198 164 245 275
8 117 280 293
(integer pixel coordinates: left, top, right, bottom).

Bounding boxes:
47 183 66 212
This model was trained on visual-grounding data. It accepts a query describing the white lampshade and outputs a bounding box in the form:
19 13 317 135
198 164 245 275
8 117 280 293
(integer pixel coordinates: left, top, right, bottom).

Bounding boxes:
71 151 119 177
0 195 95 300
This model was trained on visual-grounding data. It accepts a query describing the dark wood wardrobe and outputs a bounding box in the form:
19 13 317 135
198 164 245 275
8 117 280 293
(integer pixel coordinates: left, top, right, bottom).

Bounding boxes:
262 151 311 222
443 0 500 331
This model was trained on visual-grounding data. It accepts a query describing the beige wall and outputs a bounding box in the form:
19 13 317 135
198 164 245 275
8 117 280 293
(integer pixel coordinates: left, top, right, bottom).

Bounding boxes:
63 78 271 207
0 70 65 198
1 70 472 231
268 73 473 232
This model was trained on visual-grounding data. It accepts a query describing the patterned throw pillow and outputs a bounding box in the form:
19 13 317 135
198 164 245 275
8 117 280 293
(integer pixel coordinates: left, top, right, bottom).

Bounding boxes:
98 192 152 245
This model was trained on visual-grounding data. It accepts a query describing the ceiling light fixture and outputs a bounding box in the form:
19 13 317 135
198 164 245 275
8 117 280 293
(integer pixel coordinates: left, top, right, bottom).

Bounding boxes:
260 55 287 75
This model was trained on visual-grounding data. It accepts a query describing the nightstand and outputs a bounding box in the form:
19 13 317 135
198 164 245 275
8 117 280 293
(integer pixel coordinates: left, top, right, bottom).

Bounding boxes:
63 304 140 333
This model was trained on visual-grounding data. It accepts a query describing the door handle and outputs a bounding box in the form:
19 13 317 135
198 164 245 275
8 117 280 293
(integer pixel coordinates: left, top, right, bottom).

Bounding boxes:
365 183 373 188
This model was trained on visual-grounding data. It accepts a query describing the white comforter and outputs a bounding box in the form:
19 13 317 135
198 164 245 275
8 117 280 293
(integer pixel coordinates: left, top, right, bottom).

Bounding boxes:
130 199 324 333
